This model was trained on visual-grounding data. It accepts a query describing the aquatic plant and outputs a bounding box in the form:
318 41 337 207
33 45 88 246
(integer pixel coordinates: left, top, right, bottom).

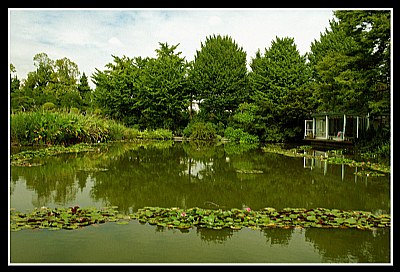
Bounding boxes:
10 206 390 232
10 143 105 166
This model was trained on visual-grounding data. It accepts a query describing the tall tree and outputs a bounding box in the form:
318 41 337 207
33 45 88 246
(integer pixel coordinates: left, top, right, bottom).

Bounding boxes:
12 53 83 111
32 52 55 88
92 55 142 124
92 43 189 130
308 10 391 117
78 72 92 112
136 42 190 130
10 63 34 113
334 10 391 117
187 34 248 125
248 36 312 142
10 64 20 94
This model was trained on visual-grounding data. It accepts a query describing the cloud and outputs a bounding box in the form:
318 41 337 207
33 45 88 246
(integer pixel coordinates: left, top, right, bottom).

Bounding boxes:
208 15 222 26
108 37 123 47
9 8 335 88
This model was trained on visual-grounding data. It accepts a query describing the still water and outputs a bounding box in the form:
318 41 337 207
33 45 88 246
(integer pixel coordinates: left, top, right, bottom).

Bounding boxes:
9 141 391 264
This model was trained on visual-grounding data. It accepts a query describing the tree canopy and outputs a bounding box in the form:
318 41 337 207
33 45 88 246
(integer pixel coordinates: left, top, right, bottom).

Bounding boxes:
10 52 90 112
187 34 249 125
247 36 312 142
10 10 391 144
92 42 190 130
308 10 390 116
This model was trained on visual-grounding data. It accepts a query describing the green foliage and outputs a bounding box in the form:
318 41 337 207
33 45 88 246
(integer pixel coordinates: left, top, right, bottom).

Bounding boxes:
184 121 217 140
11 18 391 148
107 121 127 141
77 72 92 111
78 72 91 95
10 64 20 93
139 128 173 140
42 102 56 111
232 102 258 124
10 111 106 145
91 55 138 124
309 10 391 116
92 43 190 132
69 107 80 115
248 37 312 142
13 206 388 231
10 93 35 112
224 127 259 144
356 125 390 164
187 34 249 125
10 52 90 113
228 102 259 138
10 110 174 146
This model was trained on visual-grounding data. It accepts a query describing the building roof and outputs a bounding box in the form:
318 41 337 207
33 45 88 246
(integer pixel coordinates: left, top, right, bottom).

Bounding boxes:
311 111 368 118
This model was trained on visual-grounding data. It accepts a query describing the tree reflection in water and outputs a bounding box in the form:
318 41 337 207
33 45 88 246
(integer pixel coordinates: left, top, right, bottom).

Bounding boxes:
10 141 391 263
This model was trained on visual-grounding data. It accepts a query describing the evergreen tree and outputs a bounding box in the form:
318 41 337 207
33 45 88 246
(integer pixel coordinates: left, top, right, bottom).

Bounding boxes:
78 72 92 112
10 64 20 94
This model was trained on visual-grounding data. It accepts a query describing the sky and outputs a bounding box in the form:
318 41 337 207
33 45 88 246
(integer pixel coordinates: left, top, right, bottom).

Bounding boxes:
9 8 336 88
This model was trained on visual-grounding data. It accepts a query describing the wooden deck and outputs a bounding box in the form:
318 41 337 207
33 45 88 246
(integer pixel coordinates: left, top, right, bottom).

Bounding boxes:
302 138 355 150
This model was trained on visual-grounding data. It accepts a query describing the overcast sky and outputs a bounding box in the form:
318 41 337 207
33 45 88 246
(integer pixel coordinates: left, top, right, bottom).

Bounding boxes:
9 8 336 88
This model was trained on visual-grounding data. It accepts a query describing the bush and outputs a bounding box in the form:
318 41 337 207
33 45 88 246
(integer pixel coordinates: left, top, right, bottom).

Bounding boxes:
42 102 56 111
184 121 217 140
224 127 259 144
69 107 80 115
108 121 126 140
139 128 173 140
123 127 141 140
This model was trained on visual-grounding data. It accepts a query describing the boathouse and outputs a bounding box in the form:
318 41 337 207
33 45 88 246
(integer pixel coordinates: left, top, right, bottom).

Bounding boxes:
303 112 370 148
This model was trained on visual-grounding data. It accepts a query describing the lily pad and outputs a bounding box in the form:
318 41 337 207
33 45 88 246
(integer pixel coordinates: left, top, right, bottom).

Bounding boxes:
10 206 391 232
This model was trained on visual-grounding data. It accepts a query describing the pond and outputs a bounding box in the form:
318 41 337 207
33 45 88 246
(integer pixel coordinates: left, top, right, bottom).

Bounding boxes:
9 140 392 264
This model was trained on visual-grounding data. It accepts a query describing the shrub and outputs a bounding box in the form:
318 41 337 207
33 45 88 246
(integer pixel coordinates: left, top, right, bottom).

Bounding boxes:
69 107 80 115
108 121 126 141
185 122 217 140
123 127 141 140
42 102 56 111
224 127 259 144
139 128 173 140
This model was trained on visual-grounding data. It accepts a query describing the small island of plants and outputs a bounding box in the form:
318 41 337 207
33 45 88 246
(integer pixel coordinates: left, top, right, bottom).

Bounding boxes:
10 205 390 232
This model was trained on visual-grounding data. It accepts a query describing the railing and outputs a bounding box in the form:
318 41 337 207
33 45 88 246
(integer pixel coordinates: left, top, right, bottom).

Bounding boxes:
305 128 314 139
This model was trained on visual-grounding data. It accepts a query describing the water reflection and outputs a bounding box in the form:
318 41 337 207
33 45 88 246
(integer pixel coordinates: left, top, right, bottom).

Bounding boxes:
9 141 391 263
303 151 388 192
9 218 391 263
10 141 390 214
303 227 390 263
196 227 235 244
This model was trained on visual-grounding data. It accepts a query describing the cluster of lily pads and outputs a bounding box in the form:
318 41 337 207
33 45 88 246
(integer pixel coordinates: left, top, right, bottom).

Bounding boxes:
134 206 390 231
10 206 390 232
10 206 127 231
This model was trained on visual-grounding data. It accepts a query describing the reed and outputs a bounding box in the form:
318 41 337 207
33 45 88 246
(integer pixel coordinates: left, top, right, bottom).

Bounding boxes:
10 110 173 146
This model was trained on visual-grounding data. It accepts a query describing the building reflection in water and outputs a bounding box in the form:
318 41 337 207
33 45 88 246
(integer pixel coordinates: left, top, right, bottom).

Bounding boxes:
303 150 370 184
